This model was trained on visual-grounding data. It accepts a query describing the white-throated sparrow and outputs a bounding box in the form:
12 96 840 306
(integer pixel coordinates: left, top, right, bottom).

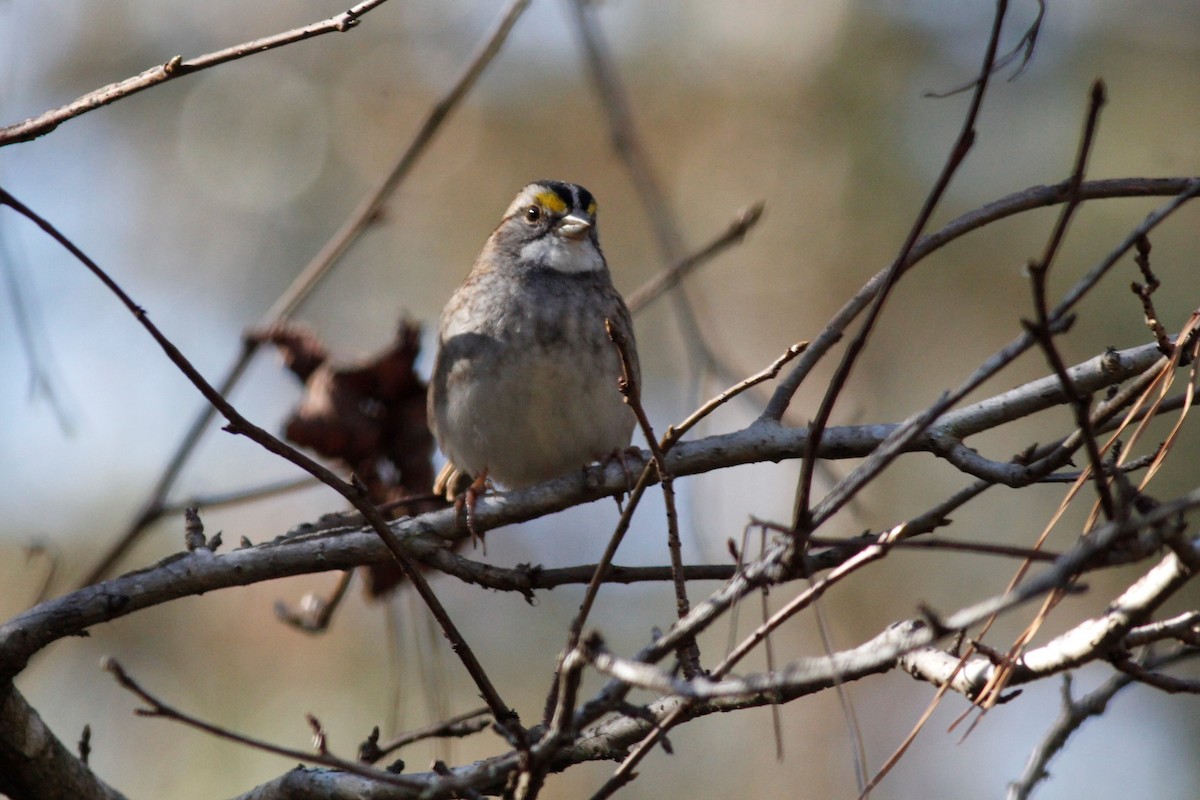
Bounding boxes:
429 180 638 498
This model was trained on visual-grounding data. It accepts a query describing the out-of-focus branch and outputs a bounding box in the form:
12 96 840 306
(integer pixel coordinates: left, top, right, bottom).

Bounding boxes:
1123 611 1200 647
567 0 743 388
1006 672 1126 800
0 0 395 146
0 234 76 433
625 202 765 314
160 475 318 515
362 708 492 764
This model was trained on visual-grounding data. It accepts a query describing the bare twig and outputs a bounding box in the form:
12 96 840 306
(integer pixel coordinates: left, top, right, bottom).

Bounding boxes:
0 1 395 146
1022 80 1113 519
1037 453 1157 483
102 658 425 791
1131 235 1174 356
361 708 491 764
596 523 907 796
1006 672 1121 800
0 231 76 433
161 475 319 515
806 535 1059 562
925 0 1046 97
1108 653 1200 694
1123 612 1200 647
608 321 699 677
667 342 806 446
636 471 1195 800
548 342 810 720
625 202 766 314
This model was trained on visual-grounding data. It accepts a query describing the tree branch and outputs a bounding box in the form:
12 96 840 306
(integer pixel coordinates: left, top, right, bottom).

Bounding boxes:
0 1 395 146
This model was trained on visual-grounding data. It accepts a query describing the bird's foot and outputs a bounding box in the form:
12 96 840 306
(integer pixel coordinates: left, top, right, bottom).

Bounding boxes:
452 469 490 552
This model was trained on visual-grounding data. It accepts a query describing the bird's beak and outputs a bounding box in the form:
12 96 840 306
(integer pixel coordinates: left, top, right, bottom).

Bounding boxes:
556 214 592 240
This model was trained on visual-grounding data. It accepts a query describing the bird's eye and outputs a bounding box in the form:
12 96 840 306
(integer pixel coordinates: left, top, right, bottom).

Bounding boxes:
524 205 542 223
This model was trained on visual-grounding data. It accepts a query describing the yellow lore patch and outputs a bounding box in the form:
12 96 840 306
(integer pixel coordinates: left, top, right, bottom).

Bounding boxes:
534 190 569 215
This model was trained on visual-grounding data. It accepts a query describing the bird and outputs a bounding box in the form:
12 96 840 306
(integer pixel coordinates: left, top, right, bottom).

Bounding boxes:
428 180 639 502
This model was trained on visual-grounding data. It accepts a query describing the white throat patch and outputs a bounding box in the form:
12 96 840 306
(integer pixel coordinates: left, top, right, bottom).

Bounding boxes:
520 235 605 274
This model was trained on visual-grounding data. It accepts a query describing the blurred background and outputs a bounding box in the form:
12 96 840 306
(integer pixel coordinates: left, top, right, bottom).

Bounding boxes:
2 1 1199 797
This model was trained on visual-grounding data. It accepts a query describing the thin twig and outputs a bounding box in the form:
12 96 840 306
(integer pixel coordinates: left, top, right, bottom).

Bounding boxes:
925 0 1046 98
759 576 785 762
0 231 76 433
805 535 1060 562
103 657 425 791
1131 235 1174 356
546 341 810 720
666 342 806 446
1037 453 1157 483
0 0 395 146
594 524 907 797
1108 652 1200 694
364 708 492 763
1006 672 1121 800
722 526 906 675
625 202 766 314
161 475 318 515
1123 612 1200 648
608 320 699 677
1023 80 1113 520
544 463 658 726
